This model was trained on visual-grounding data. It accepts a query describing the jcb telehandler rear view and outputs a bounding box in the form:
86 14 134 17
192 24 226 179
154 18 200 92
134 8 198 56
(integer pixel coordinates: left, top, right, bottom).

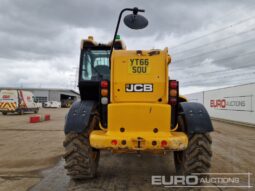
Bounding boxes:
63 7 213 179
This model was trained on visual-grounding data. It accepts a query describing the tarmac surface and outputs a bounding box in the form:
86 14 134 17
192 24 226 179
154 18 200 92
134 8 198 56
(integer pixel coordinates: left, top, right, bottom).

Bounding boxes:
0 108 254 191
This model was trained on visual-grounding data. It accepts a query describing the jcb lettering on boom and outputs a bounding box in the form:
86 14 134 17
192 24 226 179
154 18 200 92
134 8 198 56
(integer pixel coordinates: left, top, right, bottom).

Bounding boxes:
129 59 150 74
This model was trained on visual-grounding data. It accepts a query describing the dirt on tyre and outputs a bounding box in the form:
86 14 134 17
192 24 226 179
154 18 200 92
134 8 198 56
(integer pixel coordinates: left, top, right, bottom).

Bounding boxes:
174 116 212 177
63 115 100 179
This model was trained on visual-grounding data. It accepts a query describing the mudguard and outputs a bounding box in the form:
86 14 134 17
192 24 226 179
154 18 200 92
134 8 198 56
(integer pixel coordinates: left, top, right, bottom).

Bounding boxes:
179 102 213 134
64 100 97 134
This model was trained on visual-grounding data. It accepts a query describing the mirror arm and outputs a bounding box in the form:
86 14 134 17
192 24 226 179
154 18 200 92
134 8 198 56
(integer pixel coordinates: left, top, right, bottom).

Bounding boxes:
109 8 132 69
109 7 145 69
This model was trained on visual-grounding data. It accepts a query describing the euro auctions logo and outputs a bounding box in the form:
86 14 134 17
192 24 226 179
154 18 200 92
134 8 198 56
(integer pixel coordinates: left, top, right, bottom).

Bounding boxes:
152 175 199 186
210 99 246 108
209 95 253 112
151 173 253 188
210 99 227 108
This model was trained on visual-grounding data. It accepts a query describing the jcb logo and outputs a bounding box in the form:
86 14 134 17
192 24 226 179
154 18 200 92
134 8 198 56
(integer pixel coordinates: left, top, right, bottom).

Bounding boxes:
125 84 153 92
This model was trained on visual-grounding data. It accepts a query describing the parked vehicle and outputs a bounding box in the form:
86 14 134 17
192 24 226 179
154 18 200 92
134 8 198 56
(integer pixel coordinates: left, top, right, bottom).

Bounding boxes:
43 101 61 108
0 90 39 115
61 99 73 108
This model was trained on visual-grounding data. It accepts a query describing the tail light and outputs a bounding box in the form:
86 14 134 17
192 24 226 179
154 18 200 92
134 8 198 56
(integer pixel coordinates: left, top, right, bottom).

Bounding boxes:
101 80 108 88
169 80 179 106
100 80 109 100
100 80 110 127
170 80 178 89
101 89 108 97
169 89 177 97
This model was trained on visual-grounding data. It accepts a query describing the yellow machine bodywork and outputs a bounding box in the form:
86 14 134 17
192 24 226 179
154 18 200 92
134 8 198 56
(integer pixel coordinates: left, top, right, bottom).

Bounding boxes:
110 49 170 103
90 48 188 152
90 103 188 151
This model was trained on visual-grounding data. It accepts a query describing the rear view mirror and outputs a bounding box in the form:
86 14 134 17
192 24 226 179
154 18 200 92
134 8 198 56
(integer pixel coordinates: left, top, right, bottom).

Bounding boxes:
124 13 148 30
109 7 148 68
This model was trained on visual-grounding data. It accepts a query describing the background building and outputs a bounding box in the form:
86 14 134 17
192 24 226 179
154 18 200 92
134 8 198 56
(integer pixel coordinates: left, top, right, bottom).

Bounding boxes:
0 87 80 106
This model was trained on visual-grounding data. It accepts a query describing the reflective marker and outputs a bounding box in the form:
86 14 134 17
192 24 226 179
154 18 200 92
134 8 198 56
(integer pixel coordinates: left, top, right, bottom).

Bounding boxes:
111 140 118 145
161 140 167 147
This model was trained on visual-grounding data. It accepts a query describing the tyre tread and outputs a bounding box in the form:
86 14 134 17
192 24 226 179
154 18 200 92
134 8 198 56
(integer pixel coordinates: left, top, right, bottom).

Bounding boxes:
63 132 99 179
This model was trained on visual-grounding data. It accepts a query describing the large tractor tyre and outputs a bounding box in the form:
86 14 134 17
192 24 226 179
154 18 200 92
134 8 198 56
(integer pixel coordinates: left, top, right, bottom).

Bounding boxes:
63 115 100 179
2 111 7 115
174 116 212 176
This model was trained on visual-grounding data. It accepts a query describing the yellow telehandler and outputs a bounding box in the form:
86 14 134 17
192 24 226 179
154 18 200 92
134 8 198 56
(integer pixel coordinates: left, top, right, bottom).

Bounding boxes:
63 7 213 179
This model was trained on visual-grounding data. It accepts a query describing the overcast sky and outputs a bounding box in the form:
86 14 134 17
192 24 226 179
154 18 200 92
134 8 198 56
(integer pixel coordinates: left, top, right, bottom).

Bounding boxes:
0 0 255 94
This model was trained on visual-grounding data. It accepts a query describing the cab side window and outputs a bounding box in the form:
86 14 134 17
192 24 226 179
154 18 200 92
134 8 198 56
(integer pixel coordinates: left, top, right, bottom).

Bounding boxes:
82 54 92 80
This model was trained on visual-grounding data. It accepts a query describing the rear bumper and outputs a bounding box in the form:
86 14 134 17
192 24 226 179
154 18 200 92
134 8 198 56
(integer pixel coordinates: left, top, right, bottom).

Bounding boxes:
90 131 188 151
89 103 188 151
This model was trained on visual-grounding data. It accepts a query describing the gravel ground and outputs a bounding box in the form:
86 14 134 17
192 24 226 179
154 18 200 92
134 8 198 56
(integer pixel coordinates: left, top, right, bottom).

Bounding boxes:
0 108 254 191
0 108 67 191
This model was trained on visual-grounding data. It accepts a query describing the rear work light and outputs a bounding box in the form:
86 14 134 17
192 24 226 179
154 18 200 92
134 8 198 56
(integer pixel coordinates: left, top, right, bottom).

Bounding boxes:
101 80 108 88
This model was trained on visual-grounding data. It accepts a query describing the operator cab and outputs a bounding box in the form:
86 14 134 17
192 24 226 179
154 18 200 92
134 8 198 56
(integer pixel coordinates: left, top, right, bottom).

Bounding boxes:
79 36 125 100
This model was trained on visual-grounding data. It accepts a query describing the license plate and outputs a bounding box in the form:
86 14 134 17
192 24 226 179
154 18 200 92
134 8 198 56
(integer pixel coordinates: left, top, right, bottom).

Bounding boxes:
128 59 150 74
